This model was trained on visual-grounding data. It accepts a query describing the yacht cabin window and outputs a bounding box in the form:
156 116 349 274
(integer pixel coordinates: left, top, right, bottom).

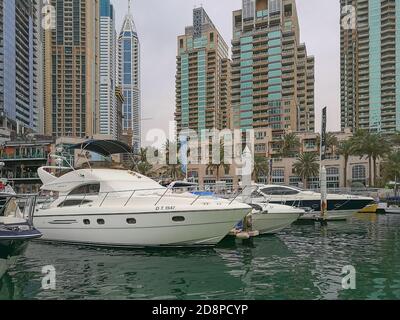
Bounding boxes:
260 187 300 196
68 184 100 196
58 200 93 207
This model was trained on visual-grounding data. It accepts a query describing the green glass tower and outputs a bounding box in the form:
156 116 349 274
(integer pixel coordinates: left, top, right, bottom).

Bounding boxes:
341 0 400 133
175 7 231 134
231 0 315 135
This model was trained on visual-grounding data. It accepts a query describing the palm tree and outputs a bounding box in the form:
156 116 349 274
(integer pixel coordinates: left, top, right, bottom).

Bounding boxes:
352 131 390 187
252 156 269 183
162 161 184 181
280 133 300 158
382 151 400 184
370 135 390 186
390 132 400 148
136 161 153 176
138 147 148 163
206 142 230 182
337 139 355 188
132 147 156 176
316 132 339 154
293 153 320 189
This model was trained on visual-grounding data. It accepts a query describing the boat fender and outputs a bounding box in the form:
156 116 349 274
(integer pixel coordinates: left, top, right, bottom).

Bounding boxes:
244 214 253 230
236 232 250 240
248 230 260 237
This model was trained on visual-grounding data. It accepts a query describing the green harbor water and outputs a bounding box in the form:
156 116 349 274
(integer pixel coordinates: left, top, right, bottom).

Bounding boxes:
1 213 400 300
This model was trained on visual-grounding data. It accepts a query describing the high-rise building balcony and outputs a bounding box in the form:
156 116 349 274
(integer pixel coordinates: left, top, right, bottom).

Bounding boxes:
5 172 40 181
0 151 49 161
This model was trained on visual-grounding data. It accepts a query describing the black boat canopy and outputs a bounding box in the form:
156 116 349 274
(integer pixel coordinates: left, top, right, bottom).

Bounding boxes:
68 140 133 157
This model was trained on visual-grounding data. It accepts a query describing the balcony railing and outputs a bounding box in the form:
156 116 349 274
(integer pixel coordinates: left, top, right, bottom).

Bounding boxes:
0 152 49 161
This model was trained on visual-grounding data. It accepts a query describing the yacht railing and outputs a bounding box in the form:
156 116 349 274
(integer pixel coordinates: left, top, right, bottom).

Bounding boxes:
37 185 252 209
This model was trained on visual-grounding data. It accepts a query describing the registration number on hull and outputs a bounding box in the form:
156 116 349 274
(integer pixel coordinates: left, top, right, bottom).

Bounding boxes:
155 206 176 211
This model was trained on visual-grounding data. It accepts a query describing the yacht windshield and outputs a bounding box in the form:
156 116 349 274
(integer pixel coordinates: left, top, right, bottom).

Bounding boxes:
0 197 22 218
260 186 301 195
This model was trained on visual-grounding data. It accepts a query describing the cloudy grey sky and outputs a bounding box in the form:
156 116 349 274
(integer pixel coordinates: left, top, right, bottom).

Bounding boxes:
113 0 341 145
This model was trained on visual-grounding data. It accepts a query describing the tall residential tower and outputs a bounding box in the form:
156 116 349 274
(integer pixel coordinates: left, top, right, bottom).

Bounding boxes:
118 1 141 152
175 7 231 134
43 0 100 138
341 0 400 133
99 0 117 138
0 0 40 132
231 0 315 135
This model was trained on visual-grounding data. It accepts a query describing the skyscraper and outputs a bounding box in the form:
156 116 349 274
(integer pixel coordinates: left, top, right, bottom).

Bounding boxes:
99 0 117 139
118 0 141 152
175 7 231 134
43 0 100 138
341 0 400 133
231 0 315 135
0 0 40 132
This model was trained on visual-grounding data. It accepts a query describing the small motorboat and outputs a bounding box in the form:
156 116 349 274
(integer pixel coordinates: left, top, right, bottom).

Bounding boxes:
230 201 305 237
250 184 374 222
384 206 400 214
0 194 42 275
247 203 304 234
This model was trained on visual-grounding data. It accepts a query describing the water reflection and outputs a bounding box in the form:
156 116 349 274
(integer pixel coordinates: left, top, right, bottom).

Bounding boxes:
2 214 400 300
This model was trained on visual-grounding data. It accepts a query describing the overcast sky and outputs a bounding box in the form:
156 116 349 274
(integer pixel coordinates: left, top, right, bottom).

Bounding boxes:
113 0 341 145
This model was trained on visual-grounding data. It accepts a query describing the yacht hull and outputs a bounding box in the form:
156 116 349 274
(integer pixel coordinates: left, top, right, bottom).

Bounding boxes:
33 208 251 248
0 226 41 279
252 212 302 234
269 199 373 213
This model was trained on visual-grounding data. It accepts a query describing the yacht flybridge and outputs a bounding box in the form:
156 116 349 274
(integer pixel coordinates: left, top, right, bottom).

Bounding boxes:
33 140 252 248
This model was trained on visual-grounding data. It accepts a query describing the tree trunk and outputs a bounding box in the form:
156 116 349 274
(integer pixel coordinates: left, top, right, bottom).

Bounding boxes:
373 157 377 187
368 157 372 187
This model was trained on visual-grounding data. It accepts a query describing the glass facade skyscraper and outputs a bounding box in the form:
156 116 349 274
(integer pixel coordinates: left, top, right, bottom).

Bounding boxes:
43 0 100 138
175 7 231 134
231 0 315 136
0 0 39 131
99 0 117 139
341 0 400 133
118 5 140 152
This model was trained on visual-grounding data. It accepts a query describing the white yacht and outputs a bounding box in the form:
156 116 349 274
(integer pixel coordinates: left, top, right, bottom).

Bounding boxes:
32 140 252 248
167 181 303 235
250 184 374 221
244 202 304 234
34 168 251 248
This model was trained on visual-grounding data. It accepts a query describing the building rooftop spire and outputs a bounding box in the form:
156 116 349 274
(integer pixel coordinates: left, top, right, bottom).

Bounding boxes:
120 0 137 35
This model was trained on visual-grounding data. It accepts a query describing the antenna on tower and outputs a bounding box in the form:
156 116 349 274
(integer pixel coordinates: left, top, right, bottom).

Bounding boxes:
128 0 132 12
